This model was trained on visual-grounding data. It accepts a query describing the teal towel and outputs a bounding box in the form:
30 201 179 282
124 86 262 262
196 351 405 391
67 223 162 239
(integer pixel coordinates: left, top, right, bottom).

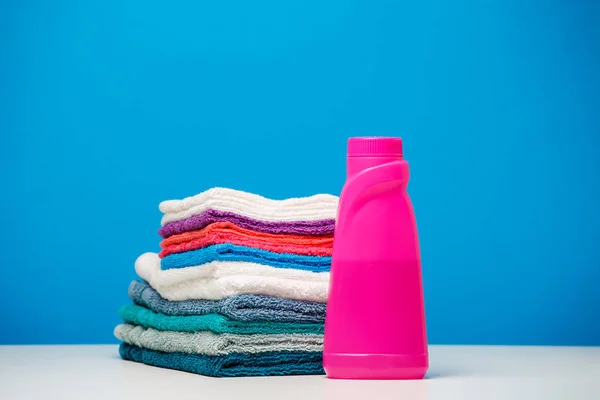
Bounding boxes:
119 343 324 377
161 243 331 272
119 304 324 335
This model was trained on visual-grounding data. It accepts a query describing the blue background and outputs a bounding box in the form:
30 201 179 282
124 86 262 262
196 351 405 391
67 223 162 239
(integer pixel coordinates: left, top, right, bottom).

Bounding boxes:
1 0 598 345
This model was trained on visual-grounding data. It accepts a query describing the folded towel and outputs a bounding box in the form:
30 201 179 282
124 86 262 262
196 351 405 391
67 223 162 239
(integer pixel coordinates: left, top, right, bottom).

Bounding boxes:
136 252 329 302
119 343 324 377
160 244 331 272
159 221 333 258
119 304 324 334
159 209 335 238
115 324 324 355
129 281 326 323
159 187 338 225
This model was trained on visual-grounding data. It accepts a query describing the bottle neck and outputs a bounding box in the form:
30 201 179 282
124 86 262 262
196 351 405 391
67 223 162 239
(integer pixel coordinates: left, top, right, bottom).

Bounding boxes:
346 156 403 179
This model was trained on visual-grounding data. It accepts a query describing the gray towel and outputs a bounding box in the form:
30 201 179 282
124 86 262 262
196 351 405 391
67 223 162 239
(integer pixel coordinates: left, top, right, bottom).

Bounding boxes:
115 324 323 355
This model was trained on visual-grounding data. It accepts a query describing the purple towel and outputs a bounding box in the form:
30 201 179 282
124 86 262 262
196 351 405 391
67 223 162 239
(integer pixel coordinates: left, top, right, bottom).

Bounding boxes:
158 209 336 238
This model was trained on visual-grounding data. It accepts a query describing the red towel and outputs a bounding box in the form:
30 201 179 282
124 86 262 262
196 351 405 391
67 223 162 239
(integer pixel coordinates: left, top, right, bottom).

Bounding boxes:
159 221 333 258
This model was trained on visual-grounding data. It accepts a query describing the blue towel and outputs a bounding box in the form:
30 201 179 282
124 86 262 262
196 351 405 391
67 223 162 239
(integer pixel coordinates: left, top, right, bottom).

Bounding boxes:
119 343 324 377
129 281 326 323
160 243 331 272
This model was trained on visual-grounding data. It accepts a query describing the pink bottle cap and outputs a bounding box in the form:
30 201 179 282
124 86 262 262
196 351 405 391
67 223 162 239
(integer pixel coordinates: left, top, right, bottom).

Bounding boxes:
347 137 403 157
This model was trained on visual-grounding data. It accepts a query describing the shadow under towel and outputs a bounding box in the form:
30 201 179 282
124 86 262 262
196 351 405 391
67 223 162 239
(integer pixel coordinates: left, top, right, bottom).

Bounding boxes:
119 343 324 377
129 281 326 323
160 243 331 272
119 304 324 334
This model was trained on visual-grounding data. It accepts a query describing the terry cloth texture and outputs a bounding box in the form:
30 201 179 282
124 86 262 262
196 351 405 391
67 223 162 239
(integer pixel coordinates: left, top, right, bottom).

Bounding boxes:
159 209 336 239
119 343 325 377
159 187 338 225
129 281 326 323
160 243 331 272
159 221 333 258
136 252 329 302
119 304 324 335
115 324 323 355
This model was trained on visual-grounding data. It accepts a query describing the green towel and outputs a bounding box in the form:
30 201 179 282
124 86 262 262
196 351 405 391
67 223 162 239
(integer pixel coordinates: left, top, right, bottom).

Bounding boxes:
119 304 324 334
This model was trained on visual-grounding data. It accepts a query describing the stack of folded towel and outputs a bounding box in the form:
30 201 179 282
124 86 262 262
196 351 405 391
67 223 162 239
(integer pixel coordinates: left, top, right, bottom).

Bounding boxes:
115 188 338 377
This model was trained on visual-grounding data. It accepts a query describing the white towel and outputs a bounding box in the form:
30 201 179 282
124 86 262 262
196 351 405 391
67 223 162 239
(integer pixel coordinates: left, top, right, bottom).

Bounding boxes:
135 252 329 302
159 187 339 226
114 324 323 355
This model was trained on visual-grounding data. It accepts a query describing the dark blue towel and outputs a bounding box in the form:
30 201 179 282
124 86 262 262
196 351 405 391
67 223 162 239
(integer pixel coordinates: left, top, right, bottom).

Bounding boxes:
119 343 324 377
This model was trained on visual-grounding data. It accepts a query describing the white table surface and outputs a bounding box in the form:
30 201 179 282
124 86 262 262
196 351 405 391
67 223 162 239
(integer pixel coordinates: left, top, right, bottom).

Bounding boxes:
0 345 598 400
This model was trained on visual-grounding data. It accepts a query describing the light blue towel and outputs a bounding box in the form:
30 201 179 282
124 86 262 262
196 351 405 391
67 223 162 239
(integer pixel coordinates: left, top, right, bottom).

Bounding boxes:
160 243 331 272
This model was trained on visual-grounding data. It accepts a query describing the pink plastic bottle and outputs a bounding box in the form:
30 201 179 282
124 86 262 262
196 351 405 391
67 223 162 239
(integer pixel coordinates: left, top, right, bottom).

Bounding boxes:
323 137 428 380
